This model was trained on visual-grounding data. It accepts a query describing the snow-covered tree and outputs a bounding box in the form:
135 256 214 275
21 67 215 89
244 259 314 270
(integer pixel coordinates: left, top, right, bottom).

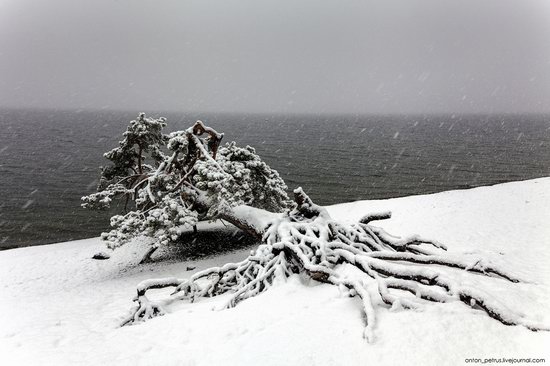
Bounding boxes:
85 115 548 340
82 114 290 261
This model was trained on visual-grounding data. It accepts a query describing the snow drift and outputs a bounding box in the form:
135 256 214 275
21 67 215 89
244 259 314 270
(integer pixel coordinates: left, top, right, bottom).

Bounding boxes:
1 178 549 365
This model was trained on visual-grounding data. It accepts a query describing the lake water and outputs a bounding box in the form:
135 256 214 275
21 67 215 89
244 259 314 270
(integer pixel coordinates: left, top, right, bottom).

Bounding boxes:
1 108 549 249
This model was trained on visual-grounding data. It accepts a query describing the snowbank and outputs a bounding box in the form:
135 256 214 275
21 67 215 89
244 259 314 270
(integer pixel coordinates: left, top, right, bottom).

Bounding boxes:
1 178 549 365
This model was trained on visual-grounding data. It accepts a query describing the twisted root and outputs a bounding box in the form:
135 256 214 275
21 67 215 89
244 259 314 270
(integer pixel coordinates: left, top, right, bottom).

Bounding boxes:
122 191 548 340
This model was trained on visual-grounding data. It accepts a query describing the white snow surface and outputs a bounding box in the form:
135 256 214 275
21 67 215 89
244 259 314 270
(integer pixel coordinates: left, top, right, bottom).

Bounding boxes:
1 178 550 365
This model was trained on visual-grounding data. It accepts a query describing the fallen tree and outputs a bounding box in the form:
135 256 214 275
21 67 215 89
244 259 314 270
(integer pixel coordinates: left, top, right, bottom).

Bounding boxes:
84 114 548 341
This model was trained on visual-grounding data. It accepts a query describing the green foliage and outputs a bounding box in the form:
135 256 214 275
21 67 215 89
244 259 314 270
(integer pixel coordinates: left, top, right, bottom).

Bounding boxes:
83 114 291 251
194 142 290 214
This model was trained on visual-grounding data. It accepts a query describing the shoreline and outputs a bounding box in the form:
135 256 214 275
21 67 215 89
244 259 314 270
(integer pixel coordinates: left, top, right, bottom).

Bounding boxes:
4 176 549 252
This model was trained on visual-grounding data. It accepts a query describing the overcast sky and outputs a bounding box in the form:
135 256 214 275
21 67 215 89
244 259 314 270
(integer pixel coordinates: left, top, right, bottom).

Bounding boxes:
1 0 549 114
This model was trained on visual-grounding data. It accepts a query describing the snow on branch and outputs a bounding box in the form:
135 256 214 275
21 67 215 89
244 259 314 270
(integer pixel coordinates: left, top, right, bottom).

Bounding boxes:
83 114 290 256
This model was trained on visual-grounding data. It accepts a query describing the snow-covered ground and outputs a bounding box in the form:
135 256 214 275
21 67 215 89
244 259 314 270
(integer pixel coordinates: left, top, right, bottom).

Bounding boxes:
1 178 550 365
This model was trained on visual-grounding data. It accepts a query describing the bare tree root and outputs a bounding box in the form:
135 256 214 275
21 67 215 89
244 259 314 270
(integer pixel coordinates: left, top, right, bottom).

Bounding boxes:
139 243 160 264
122 188 549 340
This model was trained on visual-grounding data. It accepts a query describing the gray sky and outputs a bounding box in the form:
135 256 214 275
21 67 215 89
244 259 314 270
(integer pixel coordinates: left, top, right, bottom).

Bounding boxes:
1 0 549 114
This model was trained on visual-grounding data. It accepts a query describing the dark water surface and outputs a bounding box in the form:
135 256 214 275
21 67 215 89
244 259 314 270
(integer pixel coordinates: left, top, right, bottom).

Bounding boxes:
1 109 549 249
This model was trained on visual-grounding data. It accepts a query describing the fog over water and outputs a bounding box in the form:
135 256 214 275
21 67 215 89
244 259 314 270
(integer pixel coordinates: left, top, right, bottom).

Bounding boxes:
0 0 549 114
